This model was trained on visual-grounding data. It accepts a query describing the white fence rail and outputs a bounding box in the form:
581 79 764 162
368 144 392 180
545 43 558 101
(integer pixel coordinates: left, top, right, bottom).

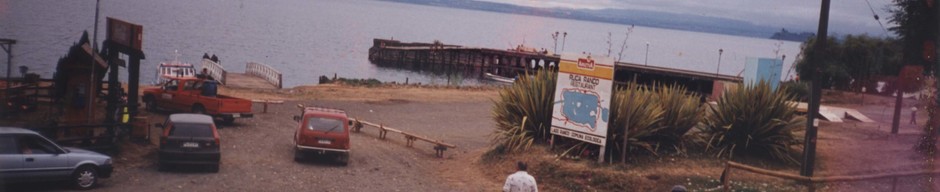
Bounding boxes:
245 62 282 89
201 59 227 85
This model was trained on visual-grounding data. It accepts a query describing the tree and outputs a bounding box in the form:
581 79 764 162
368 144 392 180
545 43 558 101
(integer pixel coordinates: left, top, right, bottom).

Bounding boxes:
888 0 939 151
793 35 901 91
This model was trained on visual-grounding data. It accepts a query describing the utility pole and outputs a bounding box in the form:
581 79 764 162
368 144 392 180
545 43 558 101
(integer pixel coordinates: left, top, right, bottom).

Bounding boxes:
87 0 101 123
801 0 830 178
1 38 14 116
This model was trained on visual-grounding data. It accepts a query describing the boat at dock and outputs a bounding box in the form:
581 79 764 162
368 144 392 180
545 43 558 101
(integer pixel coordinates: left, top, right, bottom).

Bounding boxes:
484 72 515 84
154 51 197 85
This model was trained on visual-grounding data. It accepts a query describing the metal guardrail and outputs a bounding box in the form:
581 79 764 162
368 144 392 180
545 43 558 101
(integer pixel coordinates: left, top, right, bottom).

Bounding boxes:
245 62 282 89
201 59 227 85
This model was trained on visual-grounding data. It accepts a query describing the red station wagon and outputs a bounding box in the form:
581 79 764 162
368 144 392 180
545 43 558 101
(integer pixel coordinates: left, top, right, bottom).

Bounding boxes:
293 106 350 165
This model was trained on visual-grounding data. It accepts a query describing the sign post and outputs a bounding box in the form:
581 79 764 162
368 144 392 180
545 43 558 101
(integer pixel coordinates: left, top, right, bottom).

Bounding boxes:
550 54 615 163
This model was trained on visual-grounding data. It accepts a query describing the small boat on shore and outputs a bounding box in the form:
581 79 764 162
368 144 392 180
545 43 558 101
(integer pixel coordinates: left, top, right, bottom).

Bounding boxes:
484 72 515 84
154 51 197 85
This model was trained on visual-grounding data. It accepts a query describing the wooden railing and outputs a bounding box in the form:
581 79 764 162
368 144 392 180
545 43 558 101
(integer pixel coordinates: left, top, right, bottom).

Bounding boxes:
349 118 457 158
721 161 940 192
245 62 282 89
201 59 227 85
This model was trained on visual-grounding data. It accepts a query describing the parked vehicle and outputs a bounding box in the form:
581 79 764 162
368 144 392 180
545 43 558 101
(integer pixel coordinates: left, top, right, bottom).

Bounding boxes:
293 105 350 165
157 114 221 172
0 127 113 190
143 76 253 124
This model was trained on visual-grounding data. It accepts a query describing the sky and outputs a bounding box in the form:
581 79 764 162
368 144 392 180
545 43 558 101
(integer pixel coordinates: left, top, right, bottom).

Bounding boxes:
480 0 897 36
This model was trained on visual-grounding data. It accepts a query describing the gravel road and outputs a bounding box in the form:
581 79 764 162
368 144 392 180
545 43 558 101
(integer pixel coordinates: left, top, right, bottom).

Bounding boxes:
4 98 497 192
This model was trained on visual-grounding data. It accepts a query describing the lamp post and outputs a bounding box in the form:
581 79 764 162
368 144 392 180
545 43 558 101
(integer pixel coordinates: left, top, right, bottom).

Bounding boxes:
645 42 650 66
561 32 567 52
716 48 724 76
551 31 559 54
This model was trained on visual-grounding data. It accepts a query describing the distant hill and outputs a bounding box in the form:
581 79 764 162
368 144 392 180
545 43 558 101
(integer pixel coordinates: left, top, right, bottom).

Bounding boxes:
381 0 788 39
770 28 814 42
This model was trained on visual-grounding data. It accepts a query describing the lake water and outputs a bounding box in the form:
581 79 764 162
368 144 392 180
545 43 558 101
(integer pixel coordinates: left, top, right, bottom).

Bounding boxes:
0 0 801 87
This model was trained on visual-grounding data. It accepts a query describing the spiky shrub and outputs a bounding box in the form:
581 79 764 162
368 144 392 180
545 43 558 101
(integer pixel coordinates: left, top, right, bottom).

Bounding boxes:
491 70 557 152
780 80 809 102
649 84 705 150
607 83 664 161
700 81 805 164
490 116 536 153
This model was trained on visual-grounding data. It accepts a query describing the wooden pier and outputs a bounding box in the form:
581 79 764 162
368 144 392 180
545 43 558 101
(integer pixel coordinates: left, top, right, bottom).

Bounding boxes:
368 38 743 97
201 59 283 89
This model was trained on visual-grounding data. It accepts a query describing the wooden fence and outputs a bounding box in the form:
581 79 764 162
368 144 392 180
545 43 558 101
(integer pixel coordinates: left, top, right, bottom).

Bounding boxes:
721 161 940 192
349 118 456 158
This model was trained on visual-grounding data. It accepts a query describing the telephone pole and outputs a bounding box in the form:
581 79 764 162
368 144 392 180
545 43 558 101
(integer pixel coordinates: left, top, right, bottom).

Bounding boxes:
801 0 830 177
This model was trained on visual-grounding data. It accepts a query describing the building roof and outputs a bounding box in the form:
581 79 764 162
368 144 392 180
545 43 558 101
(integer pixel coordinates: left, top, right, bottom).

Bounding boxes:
169 113 215 124
81 43 108 68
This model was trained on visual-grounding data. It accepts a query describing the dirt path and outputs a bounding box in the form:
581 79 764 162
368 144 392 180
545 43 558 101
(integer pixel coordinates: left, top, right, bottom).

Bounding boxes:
813 92 939 191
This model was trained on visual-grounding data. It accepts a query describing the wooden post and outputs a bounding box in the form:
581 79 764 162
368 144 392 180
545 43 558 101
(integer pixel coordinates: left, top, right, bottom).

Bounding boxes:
597 145 605 163
721 163 732 192
353 119 362 132
550 135 555 149
380 125 388 139
890 177 898 192
434 144 447 158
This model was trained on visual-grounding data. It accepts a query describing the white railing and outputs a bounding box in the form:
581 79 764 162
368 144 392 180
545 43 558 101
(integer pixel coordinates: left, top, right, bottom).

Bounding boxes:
201 59 227 85
245 62 283 89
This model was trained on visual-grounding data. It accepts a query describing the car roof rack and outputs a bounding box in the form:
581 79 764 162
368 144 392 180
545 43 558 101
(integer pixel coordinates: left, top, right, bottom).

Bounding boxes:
297 104 347 114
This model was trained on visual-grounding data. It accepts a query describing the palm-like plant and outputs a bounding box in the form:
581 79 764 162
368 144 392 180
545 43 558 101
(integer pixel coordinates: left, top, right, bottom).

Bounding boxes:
700 81 806 164
607 82 664 162
650 84 705 151
491 116 535 153
491 70 557 151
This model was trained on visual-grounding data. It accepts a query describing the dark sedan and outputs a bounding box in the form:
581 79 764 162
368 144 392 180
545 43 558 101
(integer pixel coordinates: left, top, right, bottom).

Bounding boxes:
157 114 221 172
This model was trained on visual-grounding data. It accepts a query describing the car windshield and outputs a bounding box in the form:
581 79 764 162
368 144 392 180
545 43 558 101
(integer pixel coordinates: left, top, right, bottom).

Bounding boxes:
306 117 344 132
169 123 214 137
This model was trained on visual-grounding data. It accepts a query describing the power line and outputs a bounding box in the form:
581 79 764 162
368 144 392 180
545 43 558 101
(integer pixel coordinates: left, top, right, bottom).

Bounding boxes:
865 0 891 36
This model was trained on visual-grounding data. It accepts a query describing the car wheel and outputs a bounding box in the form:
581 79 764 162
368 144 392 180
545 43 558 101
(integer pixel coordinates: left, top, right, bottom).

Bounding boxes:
222 117 235 125
158 162 170 172
72 165 98 190
337 153 349 166
145 97 158 112
294 150 305 162
192 105 206 114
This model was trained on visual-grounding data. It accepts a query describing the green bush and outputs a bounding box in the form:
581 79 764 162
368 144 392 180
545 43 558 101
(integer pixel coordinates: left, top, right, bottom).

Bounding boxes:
607 83 664 161
700 81 805 164
780 80 809 102
491 70 557 152
649 84 705 151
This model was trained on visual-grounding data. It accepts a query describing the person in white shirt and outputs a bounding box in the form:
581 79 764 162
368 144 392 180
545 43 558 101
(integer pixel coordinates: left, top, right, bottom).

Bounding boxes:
910 106 918 125
503 161 538 192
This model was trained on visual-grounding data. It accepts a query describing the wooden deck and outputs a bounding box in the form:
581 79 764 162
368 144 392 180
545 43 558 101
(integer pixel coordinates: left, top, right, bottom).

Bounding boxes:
201 59 282 89
225 73 278 89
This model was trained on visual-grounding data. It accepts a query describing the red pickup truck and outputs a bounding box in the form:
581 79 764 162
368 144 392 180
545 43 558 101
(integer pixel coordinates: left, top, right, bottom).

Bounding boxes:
143 77 253 124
